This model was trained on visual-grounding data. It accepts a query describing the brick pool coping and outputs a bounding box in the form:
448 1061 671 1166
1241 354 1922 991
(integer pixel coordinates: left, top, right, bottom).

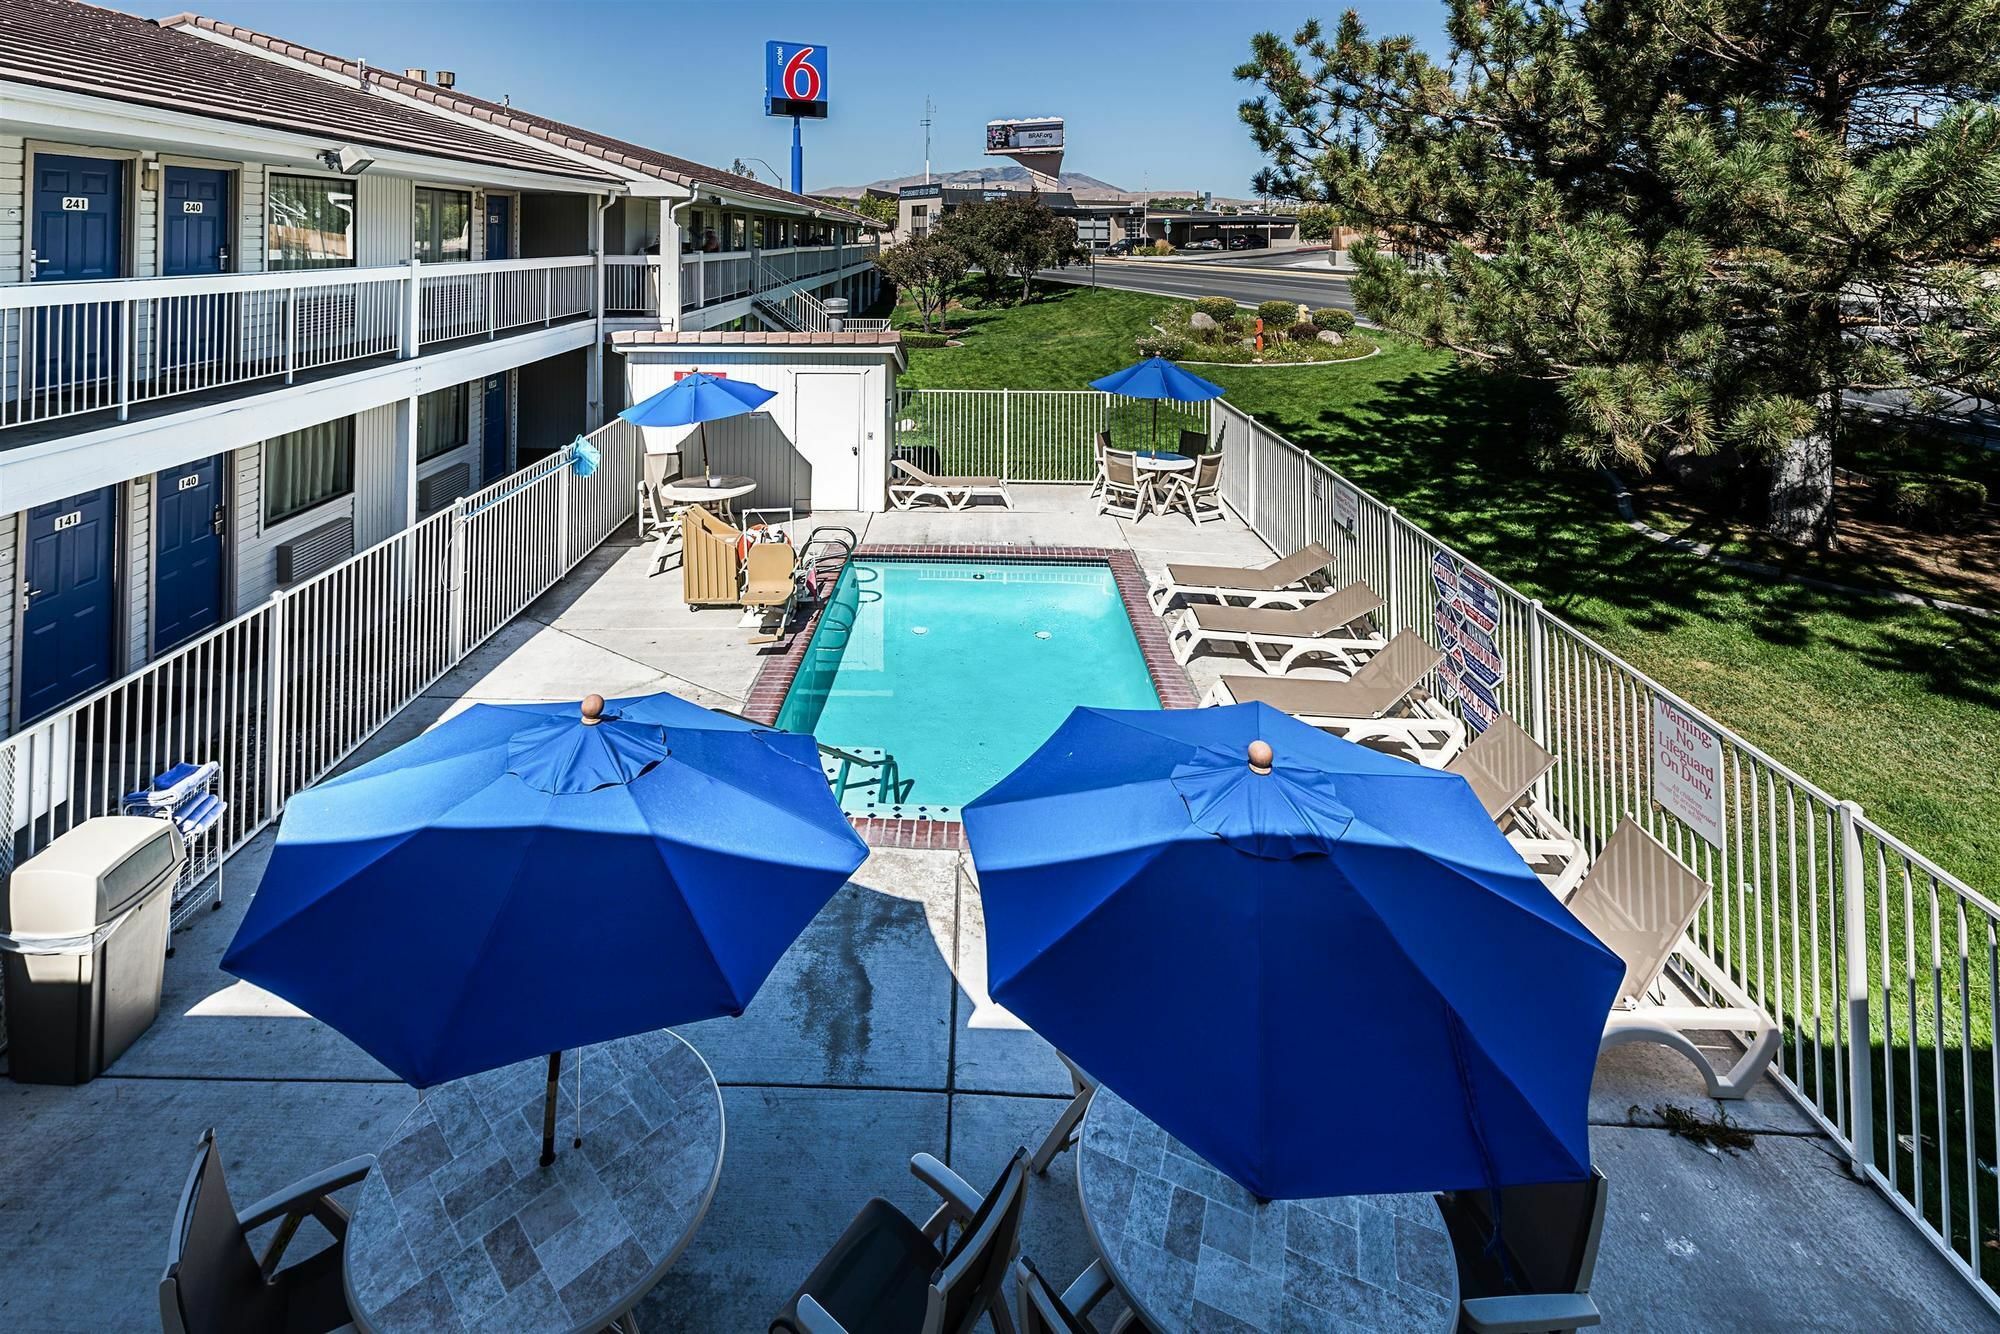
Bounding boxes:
744 544 1197 850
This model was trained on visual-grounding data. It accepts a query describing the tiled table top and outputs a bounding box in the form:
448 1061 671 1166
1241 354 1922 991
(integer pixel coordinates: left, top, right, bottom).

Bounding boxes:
1076 1088 1457 1333
343 1030 723 1333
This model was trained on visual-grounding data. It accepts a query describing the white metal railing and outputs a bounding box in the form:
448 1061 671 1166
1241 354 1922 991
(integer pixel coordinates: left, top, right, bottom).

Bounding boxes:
0 417 640 936
896 385 2000 1311
681 240 879 313
895 388 1211 482
605 256 665 316
0 255 596 430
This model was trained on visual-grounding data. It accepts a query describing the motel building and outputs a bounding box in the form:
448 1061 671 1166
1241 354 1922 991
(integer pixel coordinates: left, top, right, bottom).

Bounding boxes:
0 0 886 733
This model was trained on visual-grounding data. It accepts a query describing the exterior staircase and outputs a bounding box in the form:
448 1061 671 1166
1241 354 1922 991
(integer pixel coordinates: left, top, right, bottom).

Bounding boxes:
749 258 891 335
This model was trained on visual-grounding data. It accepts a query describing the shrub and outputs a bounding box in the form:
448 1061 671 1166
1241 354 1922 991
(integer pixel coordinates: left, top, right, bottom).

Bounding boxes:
1135 331 1189 360
899 330 950 348
1310 307 1356 333
1194 296 1239 325
1287 320 1321 343
1872 470 1988 532
1256 299 1301 328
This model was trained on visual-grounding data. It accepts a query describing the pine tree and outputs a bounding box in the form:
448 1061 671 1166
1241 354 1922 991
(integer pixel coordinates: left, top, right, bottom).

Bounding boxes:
1237 2 2000 544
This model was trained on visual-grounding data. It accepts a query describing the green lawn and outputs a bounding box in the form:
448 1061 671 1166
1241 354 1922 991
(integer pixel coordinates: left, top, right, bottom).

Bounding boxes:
900 284 2000 899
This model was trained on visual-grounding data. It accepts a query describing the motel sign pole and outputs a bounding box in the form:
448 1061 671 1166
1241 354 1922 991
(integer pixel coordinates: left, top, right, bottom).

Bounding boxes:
766 42 828 197
792 113 803 196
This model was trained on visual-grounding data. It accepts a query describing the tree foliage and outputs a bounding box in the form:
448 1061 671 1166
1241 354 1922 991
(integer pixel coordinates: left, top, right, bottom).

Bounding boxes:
824 193 898 226
1237 2 2000 544
937 194 1086 304
877 230 969 333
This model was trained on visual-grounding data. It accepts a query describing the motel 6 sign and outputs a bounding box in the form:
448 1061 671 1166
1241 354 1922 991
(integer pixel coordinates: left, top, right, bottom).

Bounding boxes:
765 42 829 119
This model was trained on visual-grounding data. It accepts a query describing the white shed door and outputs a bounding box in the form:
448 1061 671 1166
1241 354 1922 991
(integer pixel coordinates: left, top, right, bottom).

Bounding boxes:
794 373 863 511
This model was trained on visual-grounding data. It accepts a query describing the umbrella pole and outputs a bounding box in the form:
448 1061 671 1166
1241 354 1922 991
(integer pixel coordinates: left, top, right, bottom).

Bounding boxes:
699 421 712 483
1152 399 1160 453
540 1050 563 1167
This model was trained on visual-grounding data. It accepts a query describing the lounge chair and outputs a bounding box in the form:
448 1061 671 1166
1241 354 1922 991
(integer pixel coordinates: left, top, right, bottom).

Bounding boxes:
1438 1166 1608 1333
638 452 686 574
1097 448 1150 520
682 505 744 607
1447 712 1588 896
1203 629 1468 766
1571 819 1781 1099
889 459 1014 511
1146 541 1337 614
771 1148 1028 1334
159 1128 373 1334
1159 450 1225 524
1171 580 1386 674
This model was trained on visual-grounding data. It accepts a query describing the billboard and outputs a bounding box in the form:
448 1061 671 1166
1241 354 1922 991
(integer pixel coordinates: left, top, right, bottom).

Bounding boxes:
765 42 828 119
986 117 1064 154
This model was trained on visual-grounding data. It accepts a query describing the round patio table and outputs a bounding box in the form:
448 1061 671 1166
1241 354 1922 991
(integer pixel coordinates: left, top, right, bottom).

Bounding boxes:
660 474 756 522
1130 452 1195 518
343 1030 724 1334
1075 1086 1458 1333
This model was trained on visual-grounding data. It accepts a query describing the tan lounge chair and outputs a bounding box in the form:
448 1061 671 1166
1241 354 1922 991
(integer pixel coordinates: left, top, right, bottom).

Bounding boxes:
1204 629 1468 766
681 506 743 607
1146 542 1337 613
1571 819 1781 1099
1171 580 1387 674
1159 450 1225 524
888 459 1014 511
1447 712 1587 895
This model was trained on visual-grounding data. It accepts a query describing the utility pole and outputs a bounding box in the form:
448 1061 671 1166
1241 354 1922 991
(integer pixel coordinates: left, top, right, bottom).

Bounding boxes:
922 96 934 185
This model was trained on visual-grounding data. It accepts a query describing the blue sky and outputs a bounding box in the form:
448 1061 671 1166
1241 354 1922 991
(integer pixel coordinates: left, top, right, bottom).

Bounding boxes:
176 1 1449 194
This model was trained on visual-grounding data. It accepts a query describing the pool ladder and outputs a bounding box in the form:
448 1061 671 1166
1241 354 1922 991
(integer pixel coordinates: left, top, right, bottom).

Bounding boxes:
796 525 857 605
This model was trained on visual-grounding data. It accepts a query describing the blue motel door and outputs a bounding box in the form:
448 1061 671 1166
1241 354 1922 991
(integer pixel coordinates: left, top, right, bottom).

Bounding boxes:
153 456 228 652
30 154 125 394
20 487 121 722
485 196 512 260
160 167 232 373
482 374 509 481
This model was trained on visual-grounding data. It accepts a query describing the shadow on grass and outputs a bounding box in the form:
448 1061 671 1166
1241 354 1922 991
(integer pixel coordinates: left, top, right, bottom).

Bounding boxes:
1239 359 2000 715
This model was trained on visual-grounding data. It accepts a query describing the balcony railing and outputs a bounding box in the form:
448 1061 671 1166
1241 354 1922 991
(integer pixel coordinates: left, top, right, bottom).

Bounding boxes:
0 255 595 432
678 240 880 313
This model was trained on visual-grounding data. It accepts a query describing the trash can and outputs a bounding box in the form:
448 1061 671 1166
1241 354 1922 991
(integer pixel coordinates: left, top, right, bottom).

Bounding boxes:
1 816 183 1085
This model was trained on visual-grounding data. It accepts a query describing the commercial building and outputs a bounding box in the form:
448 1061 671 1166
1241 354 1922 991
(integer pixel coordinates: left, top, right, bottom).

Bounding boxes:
894 182 1301 251
0 0 883 732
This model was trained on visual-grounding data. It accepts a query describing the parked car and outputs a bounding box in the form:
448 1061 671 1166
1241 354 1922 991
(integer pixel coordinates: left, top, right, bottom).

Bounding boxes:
1188 238 1223 250
1105 238 1140 256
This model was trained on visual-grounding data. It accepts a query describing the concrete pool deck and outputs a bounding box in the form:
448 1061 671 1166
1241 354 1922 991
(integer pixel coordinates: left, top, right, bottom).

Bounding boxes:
1 487 1991 1330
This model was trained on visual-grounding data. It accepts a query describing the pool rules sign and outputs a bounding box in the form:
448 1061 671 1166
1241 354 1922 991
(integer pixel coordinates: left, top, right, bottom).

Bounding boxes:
1430 551 1504 734
1652 695 1725 848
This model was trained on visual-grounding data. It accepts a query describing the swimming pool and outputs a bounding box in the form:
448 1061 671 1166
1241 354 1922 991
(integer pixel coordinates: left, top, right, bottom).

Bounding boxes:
775 557 1161 818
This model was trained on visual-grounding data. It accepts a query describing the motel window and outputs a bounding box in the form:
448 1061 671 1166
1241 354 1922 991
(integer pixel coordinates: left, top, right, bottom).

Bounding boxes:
268 174 356 270
752 217 765 249
264 418 355 525
414 187 472 262
417 384 470 462
728 214 747 250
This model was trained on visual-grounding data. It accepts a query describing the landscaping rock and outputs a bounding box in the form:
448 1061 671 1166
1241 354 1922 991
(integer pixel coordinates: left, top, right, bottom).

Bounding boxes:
1317 330 1345 346
1190 311 1218 332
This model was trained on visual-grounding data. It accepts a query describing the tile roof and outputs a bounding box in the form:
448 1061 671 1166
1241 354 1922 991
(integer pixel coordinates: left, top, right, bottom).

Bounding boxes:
159 10 881 229
0 0 611 180
611 330 902 347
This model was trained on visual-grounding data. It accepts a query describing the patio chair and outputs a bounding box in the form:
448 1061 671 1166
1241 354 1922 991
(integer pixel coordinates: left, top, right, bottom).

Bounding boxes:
1570 819 1781 1099
1170 579 1387 674
639 452 688 575
771 1148 1029 1334
1159 450 1225 524
1091 431 1110 497
889 460 1015 512
1437 1166 1608 1333
1446 712 1588 896
1015 1257 1122 1334
1146 542 1338 614
1177 427 1210 460
158 1128 373 1334
1203 629 1468 766
1029 1053 1095 1174
1098 449 1150 520
683 505 744 607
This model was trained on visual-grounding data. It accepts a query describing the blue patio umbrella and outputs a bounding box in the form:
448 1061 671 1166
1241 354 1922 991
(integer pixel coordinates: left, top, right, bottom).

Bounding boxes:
1089 356 1224 452
619 370 777 480
963 703 1622 1201
223 689 866 1160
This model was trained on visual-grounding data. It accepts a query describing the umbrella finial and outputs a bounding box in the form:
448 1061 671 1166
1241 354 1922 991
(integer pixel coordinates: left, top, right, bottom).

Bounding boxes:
1247 740 1273 775
581 694 606 726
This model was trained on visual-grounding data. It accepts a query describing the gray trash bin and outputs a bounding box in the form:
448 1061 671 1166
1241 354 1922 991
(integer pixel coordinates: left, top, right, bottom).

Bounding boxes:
1 816 183 1085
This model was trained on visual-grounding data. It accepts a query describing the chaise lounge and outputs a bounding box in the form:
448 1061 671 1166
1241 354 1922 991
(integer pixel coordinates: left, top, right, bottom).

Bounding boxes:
889 459 1015 511
1446 712 1588 895
1203 629 1468 766
1170 580 1386 674
1146 541 1337 614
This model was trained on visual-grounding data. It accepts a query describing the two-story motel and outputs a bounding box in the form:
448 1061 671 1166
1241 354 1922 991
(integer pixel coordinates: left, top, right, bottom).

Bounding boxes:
0 0 885 731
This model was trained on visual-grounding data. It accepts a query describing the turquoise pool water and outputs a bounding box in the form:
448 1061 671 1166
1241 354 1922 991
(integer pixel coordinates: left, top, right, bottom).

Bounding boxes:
776 559 1160 817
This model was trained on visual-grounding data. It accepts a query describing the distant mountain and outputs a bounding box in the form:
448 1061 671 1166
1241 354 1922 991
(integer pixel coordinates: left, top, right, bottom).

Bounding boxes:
816 166 1128 196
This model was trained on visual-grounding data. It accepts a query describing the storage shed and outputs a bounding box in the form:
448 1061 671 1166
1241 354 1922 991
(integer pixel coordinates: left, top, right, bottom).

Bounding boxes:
612 331 906 515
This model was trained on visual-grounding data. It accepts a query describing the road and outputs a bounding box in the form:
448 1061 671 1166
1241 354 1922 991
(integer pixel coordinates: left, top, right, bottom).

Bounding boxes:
1037 258 1358 312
